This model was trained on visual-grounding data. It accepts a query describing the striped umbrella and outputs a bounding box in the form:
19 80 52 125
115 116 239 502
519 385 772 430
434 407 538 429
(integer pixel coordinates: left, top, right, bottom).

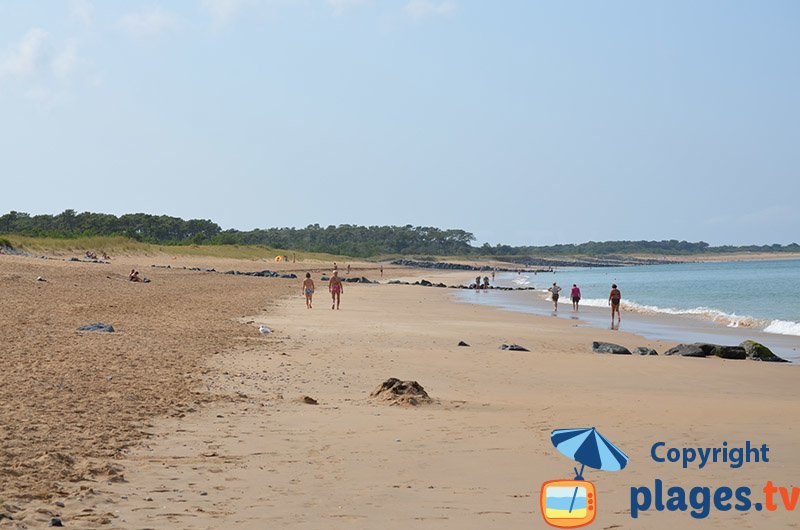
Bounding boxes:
550 427 629 513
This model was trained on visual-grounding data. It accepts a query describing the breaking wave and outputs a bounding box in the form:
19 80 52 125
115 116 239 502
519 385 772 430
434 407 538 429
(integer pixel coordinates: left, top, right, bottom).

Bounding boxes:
537 290 800 337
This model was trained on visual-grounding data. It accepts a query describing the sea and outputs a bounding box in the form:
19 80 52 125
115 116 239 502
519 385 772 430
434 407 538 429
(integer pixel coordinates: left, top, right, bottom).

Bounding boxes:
453 259 800 363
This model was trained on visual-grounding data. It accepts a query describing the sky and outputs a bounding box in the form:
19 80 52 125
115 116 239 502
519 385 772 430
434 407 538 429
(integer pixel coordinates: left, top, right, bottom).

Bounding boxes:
1 1 798 247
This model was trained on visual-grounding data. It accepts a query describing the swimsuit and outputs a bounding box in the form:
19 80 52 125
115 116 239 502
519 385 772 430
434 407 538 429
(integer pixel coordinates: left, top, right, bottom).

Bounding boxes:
331 284 342 294
304 288 314 295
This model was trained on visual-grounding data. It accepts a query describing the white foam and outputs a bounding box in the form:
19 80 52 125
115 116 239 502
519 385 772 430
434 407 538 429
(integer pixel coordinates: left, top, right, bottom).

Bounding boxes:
570 296 796 333
763 320 800 336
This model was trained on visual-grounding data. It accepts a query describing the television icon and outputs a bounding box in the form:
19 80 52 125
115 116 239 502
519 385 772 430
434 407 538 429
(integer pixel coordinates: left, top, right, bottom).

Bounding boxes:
540 479 596 528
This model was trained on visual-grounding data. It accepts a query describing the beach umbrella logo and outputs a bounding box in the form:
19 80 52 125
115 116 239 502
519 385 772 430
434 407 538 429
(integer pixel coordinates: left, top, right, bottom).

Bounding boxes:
540 427 629 528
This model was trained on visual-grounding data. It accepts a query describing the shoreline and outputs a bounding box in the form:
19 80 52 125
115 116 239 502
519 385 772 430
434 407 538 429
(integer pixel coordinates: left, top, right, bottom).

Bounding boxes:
452 288 800 363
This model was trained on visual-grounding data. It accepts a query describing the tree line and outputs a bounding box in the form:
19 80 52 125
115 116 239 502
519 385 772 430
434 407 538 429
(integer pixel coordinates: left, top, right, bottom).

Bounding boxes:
1 210 798 258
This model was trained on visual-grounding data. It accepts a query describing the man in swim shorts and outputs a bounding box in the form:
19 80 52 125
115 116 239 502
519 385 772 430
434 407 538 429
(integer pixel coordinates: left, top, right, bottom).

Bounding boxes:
329 270 343 310
302 272 315 309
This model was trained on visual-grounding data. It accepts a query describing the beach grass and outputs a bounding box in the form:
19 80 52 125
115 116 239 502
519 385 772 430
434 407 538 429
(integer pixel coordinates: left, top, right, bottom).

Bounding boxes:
0 234 358 262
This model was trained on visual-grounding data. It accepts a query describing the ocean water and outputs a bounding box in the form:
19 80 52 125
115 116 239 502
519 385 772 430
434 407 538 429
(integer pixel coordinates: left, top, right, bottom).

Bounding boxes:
454 259 800 361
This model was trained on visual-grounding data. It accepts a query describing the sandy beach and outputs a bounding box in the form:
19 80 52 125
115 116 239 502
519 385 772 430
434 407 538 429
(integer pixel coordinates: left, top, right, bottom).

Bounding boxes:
2 256 798 529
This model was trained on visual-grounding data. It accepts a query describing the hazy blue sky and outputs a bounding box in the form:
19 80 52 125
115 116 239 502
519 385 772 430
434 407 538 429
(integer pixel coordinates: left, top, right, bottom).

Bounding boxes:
1 1 798 246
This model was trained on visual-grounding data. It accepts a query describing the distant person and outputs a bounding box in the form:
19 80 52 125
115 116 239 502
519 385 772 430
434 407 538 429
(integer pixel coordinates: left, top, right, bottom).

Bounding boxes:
483 276 490 289
128 269 141 282
302 272 315 309
380 265 384 277
571 284 581 311
491 270 496 282
329 270 343 310
609 284 621 327
547 282 562 311
347 263 351 275
475 275 481 291
333 262 338 273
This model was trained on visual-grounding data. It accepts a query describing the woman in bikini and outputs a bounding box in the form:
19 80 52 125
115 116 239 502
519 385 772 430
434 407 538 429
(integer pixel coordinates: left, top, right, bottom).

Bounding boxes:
302 272 315 309
609 283 621 328
329 270 343 310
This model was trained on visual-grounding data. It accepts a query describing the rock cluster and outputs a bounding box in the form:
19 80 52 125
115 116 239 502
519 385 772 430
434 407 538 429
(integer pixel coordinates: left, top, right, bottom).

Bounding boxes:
370 378 432 406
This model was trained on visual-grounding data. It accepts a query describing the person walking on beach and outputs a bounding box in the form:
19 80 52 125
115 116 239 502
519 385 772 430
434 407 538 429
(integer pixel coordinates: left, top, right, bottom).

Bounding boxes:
609 283 622 327
571 284 581 311
483 275 490 289
347 263 351 275
475 275 481 291
329 270 343 310
302 272 315 309
548 282 562 311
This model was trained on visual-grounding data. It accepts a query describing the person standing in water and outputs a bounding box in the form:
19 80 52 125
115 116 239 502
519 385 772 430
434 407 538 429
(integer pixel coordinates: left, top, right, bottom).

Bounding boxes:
475 275 481 291
571 284 581 312
548 282 562 311
609 283 622 328
329 270 344 310
302 272 315 309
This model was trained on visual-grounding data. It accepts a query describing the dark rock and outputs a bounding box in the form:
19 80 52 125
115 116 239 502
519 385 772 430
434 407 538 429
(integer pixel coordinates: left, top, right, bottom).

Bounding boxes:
592 342 631 355
55 502 65 508
50 518 64 527
78 323 115 333
0 514 13 521
663 344 708 357
370 378 432 406
200 491 208 496
69 257 80 261
500 344 530 352
321 276 330 281
419 279 432 287
692 343 721 356
713 346 747 360
633 347 658 356
457 341 470 347
739 340 789 362
300 395 318 405
435 283 447 288
387 280 401 284
279 273 297 279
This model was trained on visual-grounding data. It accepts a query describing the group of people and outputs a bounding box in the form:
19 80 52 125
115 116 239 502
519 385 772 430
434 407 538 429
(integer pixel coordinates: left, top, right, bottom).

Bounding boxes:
302 270 343 310
474 270 496 290
547 282 622 327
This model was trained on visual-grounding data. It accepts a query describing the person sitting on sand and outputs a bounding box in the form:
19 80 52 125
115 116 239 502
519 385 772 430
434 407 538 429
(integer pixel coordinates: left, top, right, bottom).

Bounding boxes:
548 282 562 311
329 270 343 310
128 269 141 282
571 284 581 312
302 273 315 309
609 283 622 328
